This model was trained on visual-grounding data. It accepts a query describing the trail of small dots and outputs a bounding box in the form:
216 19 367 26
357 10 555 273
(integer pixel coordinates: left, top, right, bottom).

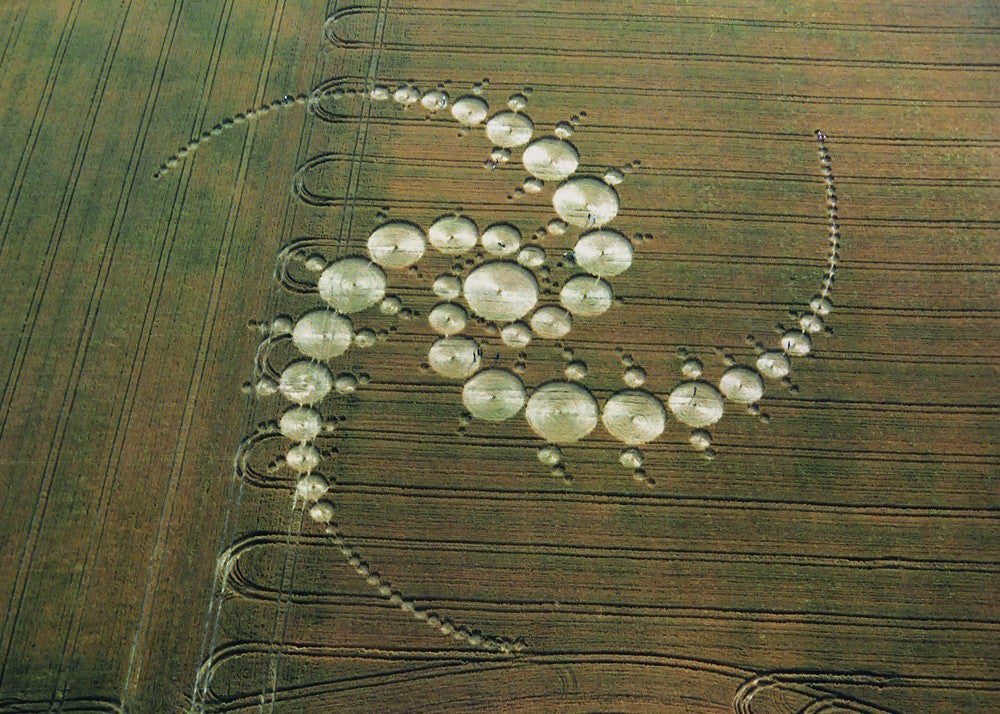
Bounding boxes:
153 92 314 178
322 524 524 655
814 129 840 303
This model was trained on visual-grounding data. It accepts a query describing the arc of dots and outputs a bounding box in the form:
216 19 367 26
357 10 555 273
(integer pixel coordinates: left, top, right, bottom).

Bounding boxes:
163 78 842 654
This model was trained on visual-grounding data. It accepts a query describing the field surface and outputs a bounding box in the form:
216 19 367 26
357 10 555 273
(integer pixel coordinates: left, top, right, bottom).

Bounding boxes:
0 0 997 711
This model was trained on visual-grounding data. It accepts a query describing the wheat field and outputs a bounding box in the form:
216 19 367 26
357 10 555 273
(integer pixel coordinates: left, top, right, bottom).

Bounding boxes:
0 1 996 711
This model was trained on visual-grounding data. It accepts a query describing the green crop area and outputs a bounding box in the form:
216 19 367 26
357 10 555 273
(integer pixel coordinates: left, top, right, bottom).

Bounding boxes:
0 1 996 711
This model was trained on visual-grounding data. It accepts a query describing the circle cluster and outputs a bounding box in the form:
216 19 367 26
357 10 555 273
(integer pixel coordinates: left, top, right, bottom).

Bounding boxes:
239 79 843 659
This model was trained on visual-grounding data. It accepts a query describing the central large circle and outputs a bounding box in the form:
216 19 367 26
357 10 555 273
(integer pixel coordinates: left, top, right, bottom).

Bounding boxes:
463 261 539 322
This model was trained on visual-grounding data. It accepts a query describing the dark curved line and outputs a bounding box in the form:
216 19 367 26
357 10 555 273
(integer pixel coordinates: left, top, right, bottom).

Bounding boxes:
227 568 998 633
345 379 1000 415
238 451 998 515
324 9 999 70
326 5 1000 36
277 235 998 294
308 95 1000 146
241 423 999 476
293 181 998 230
293 154 997 228
312 73 1000 110
288 149 1000 188
332 425 1000 467
0 697 123 714
207 660 509 711
220 530 1000 574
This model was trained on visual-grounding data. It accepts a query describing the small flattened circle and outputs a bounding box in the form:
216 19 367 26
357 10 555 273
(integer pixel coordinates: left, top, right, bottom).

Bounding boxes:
428 302 468 336
433 274 462 300
451 95 489 125
296 473 329 502
500 321 532 347
279 407 322 442
420 89 449 112
286 443 321 473
781 330 812 357
756 351 791 380
516 245 546 268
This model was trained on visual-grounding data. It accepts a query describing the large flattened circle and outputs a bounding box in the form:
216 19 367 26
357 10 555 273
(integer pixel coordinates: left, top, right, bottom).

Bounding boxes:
525 381 599 444
463 261 539 322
